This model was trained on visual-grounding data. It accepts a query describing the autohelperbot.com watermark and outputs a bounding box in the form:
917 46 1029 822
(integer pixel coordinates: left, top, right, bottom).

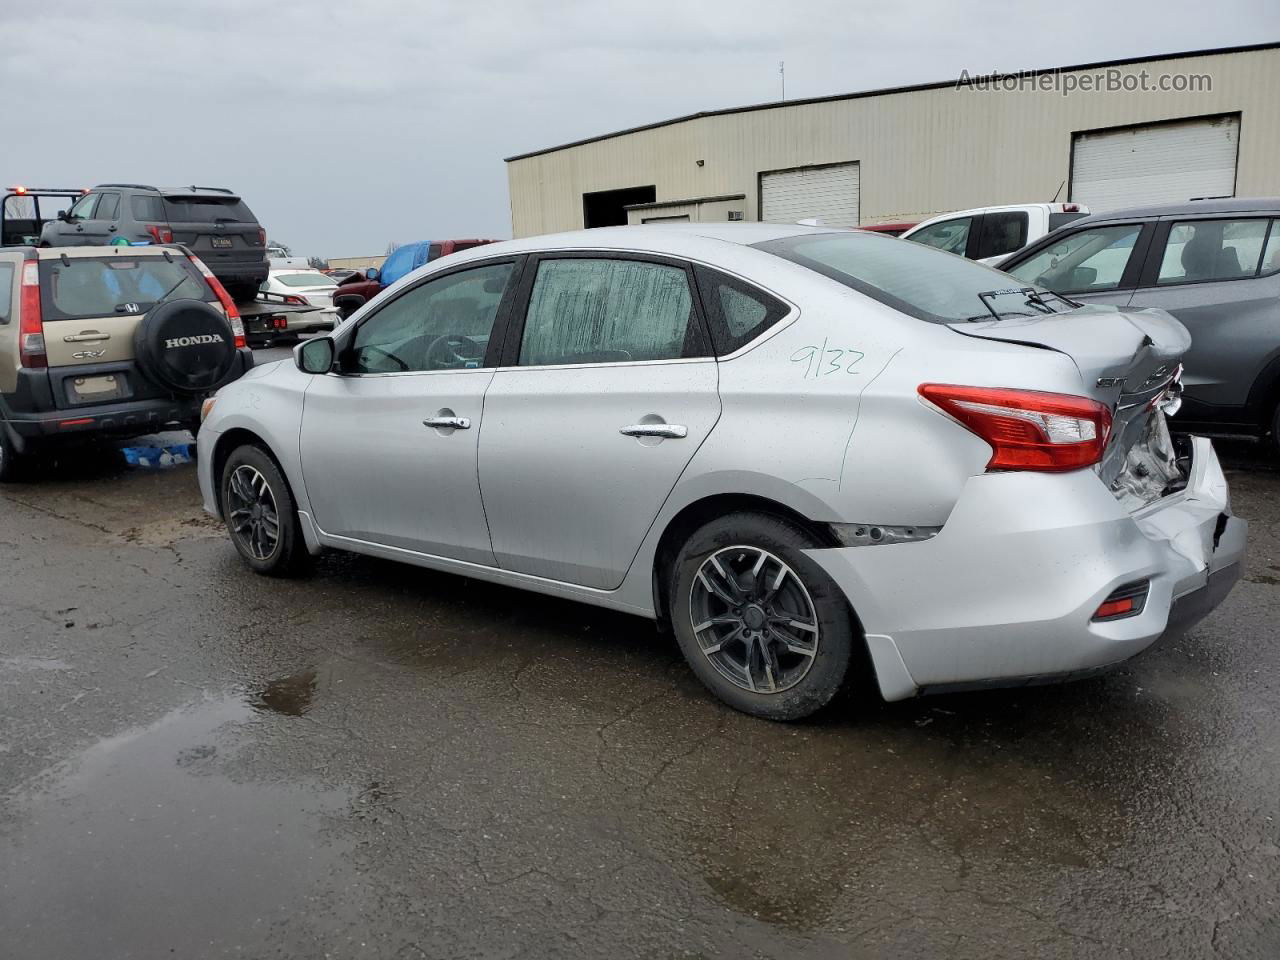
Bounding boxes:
955 67 1212 96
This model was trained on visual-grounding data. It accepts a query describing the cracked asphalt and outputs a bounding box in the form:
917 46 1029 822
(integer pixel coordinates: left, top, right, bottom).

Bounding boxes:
1 422 1278 959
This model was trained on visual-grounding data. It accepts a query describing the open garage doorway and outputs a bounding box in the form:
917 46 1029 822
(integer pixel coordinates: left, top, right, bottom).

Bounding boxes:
583 185 656 227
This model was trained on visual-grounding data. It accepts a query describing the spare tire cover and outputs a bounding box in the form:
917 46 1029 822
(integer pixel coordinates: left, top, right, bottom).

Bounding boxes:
134 299 237 394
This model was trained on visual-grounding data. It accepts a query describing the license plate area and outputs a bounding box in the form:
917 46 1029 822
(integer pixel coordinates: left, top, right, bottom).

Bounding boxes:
210 236 233 248
66 374 128 405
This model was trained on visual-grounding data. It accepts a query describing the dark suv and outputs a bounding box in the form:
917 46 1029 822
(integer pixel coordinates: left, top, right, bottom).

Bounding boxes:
998 197 1280 450
39 184 269 302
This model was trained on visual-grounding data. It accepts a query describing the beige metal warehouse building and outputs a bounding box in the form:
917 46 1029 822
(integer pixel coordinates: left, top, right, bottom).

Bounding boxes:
505 43 1280 237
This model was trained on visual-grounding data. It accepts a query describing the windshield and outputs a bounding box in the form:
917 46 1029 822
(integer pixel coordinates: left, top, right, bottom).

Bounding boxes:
275 272 336 288
755 231 1073 323
41 257 210 321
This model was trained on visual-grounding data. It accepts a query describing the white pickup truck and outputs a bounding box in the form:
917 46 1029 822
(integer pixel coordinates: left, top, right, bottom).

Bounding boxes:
900 202 1089 265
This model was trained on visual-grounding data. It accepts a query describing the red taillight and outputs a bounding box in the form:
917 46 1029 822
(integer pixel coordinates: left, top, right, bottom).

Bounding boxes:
1092 581 1149 621
18 258 45 368
146 224 173 244
1094 597 1134 619
258 228 267 246
188 255 246 348
283 294 309 306
918 384 1112 472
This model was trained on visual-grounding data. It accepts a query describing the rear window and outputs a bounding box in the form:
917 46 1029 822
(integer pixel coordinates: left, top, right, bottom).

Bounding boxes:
0 262 13 323
756 232 1063 324
1049 212 1088 231
40 256 211 321
162 197 256 223
275 272 336 288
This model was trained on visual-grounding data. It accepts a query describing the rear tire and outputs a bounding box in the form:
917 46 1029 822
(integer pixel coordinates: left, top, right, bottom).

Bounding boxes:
219 445 309 576
0 428 31 483
668 512 858 721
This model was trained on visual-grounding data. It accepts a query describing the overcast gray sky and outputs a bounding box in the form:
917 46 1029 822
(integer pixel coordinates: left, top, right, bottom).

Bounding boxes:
2 0 1274 257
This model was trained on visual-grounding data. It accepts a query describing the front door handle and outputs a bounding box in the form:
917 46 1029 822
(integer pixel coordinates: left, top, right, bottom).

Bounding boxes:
620 423 687 439
423 416 470 430
63 332 111 343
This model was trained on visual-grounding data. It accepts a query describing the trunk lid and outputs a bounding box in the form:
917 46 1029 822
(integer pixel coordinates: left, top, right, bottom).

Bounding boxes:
948 304 1192 506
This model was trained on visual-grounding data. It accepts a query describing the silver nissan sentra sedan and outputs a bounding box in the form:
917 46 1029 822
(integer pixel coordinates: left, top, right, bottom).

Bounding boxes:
196 224 1246 721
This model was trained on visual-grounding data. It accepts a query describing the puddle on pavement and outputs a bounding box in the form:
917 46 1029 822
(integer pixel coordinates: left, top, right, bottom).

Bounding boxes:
252 668 318 717
0 694 355 957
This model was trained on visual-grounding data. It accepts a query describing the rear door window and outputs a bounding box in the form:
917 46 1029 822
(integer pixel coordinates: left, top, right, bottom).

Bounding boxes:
0 262 13 323
1048 211 1088 232
40 257 210 321
518 258 703 365
1156 218 1271 284
974 212 1029 259
906 217 973 256
1005 224 1143 293
162 197 256 223
94 192 121 221
694 266 789 354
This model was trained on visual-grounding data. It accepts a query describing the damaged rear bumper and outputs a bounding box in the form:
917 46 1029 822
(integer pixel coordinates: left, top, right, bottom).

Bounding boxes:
805 437 1246 702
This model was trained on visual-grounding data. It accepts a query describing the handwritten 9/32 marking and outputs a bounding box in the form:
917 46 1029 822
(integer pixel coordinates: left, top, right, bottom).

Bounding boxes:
791 339 866 379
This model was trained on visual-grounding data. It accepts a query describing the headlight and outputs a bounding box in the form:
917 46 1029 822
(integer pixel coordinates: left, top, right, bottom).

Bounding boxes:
200 396 218 423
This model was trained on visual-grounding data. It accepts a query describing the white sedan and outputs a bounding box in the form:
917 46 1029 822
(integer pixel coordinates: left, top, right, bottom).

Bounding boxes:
260 269 340 334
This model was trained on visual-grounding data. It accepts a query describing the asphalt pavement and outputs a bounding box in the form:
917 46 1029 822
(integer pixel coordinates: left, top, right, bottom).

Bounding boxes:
1 399 1278 959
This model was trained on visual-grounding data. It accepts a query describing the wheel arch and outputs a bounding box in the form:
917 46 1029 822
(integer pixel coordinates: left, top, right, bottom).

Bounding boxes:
211 427 286 518
650 492 841 632
1245 348 1280 435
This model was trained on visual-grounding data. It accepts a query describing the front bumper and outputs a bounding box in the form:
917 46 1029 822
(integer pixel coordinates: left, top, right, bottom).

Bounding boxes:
807 437 1246 701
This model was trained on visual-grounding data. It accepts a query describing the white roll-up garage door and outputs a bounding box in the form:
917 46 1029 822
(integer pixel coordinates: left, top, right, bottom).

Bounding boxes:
1070 115 1239 212
761 162 860 227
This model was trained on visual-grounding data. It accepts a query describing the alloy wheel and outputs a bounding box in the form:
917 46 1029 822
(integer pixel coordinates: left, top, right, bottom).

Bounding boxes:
227 464 280 561
688 545 820 694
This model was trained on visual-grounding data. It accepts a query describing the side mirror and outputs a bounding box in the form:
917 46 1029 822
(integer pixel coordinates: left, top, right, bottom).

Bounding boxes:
57 209 71 223
365 267 379 282
295 336 335 375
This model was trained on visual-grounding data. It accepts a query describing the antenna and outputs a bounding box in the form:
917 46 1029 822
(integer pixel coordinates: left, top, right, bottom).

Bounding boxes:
1051 179 1065 203
779 61 785 100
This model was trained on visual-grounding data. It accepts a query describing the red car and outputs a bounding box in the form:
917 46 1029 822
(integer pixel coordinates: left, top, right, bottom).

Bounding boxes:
333 238 495 317
858 221 918 237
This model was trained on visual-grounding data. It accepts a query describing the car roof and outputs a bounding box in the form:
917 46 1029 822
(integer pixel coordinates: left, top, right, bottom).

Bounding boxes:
446 222 837 260
1071 196 1280 224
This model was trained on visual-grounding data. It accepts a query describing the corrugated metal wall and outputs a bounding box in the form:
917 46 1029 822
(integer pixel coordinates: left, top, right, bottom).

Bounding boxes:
506 48 1280 237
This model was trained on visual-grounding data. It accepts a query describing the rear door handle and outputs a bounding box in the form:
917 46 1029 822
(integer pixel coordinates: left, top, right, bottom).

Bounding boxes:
423 416 470 430
620 423 687 439
63 332 111 342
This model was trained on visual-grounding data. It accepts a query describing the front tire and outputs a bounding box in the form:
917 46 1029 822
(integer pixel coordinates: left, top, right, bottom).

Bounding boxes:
668 512 858 721
220 445 309 576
